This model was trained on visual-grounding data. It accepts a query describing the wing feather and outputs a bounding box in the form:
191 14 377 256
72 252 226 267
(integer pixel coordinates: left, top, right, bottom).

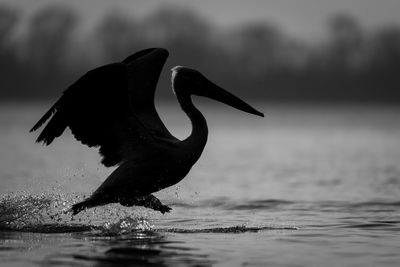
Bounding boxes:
31 48 172 167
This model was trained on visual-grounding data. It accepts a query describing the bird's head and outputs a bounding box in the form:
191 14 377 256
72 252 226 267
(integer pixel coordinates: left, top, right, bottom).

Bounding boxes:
171 66 264 117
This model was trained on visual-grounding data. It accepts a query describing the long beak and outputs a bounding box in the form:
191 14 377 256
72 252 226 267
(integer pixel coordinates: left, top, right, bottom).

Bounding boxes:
200 77 264 117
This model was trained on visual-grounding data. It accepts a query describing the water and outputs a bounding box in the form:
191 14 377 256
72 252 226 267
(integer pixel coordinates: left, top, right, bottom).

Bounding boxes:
0 102 399 266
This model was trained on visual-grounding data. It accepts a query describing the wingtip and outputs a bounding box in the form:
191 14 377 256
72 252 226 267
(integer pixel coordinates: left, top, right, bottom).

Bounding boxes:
122 48 169 65
34 134 54 146
35 140 48 146
147 47 169 56
30 100 60 134
30 124 40 133
30 122 42 133
157 47 169 57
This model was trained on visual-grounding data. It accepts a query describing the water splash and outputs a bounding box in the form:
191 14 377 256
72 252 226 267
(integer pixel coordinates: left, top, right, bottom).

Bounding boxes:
0 192 153 234
0 191 72 230
102 217 154 234
0 192 299 235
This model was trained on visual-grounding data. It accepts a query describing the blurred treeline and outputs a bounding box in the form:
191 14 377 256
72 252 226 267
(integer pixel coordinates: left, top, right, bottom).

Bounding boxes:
1 4 400 102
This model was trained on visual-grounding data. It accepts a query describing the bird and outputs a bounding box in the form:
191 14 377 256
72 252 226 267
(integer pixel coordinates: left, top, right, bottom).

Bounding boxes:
30 48 263 215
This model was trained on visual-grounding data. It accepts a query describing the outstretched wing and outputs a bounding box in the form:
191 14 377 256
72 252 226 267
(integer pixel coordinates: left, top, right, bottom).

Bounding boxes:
30 48 174 167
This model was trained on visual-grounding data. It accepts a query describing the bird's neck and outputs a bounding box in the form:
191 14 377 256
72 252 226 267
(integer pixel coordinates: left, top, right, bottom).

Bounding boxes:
177 92 208 162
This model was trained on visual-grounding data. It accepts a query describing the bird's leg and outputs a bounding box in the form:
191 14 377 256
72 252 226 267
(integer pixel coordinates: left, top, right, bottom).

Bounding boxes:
120 194 172 214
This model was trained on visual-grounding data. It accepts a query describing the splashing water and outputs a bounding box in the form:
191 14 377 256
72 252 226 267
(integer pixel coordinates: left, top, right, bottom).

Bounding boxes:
102 217 154 233
0 191 292 235
0 192 64 229
0 192 155 234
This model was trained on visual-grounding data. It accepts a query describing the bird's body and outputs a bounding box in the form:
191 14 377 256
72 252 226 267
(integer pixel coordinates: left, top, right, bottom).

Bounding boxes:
31 48 263 215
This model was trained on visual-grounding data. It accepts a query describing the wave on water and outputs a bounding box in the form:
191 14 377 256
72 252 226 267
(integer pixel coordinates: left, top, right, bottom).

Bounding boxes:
172 198 400 211
161 225 299 233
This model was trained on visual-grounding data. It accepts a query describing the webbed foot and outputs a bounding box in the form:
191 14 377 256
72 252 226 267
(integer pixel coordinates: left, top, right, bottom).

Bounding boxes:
157 203 172 214
120 194 172 214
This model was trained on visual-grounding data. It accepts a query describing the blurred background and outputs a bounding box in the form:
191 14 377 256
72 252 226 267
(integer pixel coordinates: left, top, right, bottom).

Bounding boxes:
1 3 400 266
1 0 399 102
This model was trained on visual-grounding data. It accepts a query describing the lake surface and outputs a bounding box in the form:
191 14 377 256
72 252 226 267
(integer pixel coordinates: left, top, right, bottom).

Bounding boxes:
0 102 399 266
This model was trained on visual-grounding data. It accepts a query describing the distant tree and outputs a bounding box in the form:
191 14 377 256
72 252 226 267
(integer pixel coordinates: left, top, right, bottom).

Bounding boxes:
326 14 365 71
0 5 19 46
0 4 399 102
144 6 214 68
95 11 143 63
369 26 400 71
0 5 20 98
13 5 79 98
23 5 78 72
142 6 223 98
228 23 293 77
145 6 210 43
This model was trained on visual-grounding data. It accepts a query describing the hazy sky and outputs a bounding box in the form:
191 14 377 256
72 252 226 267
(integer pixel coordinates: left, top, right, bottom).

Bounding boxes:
3 0 400 39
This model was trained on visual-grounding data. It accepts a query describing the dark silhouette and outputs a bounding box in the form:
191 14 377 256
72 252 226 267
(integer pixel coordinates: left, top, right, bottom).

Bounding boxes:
30 48 263 215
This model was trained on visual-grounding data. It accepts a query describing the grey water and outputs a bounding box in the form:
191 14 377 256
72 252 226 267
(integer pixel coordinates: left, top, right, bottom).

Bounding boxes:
0 102 399 266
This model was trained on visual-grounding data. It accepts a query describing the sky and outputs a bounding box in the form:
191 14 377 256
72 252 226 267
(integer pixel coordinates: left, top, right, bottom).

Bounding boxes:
2 0 400 40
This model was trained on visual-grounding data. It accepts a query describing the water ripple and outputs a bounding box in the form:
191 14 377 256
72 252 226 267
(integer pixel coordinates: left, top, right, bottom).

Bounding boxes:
172 198 295 210
160 225 299 234
1 192 399 235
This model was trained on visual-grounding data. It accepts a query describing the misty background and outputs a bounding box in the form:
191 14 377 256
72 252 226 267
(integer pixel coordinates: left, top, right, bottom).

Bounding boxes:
0 1 400 102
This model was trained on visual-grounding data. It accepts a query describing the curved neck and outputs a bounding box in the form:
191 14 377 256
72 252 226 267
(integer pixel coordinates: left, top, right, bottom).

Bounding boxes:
176 92 208 162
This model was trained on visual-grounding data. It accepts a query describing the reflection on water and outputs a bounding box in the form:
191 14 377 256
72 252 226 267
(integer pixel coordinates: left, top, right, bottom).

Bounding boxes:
0 103 400 266
0 230 215 266
50 231 214 267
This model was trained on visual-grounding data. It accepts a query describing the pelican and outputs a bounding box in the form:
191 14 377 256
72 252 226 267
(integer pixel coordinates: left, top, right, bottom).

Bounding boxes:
31 48 263 215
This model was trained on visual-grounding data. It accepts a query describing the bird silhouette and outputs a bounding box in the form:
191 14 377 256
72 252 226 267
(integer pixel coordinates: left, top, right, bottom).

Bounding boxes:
30 48 263 215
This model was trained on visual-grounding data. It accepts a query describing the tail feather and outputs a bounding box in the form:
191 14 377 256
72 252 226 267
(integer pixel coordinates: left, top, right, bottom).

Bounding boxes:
31 98 67 145
35 110 67 145
30 99 61 132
